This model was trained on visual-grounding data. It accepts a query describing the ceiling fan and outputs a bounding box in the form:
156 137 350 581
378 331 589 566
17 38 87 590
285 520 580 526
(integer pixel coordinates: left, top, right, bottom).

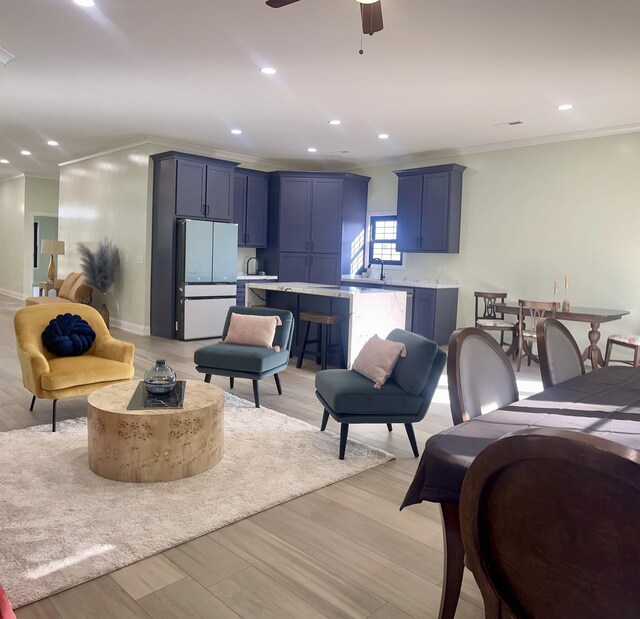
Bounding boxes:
266 0 383 37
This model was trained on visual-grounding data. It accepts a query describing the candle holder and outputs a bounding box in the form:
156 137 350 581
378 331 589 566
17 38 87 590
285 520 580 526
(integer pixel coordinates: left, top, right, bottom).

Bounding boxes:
562 277 570 311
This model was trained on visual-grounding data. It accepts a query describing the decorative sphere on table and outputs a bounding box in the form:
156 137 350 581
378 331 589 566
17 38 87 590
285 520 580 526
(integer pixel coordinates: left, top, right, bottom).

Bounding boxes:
144 359 177 394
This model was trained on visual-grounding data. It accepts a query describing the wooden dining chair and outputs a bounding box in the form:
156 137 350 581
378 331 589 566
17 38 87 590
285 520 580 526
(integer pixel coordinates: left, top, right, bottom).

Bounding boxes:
460 428 640 619
516 300 556 372
473 292 516 353
605 334 640 368
536 317 585 389
447 328 519 425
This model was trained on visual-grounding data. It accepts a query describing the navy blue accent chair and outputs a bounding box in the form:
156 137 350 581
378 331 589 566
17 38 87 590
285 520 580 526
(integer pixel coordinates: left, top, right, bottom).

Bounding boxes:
315 329 446 459
194 306 294 408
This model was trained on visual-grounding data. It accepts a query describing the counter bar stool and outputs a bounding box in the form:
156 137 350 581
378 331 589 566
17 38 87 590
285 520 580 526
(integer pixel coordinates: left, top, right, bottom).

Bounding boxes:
296 311 346 370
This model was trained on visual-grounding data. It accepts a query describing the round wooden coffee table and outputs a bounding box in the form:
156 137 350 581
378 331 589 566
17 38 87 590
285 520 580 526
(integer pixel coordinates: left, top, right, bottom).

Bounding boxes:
87 380 224 483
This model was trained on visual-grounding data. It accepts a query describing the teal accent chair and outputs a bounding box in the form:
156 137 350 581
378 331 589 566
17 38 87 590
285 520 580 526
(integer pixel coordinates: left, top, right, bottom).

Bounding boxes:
315 329 446 459
194 306 294 408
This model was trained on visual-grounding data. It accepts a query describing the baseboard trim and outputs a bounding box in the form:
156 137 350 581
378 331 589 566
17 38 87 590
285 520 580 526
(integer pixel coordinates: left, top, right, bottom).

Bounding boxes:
0 288 25 301
110 318 150 336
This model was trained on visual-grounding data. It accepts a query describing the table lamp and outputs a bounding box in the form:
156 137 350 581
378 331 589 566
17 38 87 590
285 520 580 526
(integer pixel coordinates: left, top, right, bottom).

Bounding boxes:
41 239 65 283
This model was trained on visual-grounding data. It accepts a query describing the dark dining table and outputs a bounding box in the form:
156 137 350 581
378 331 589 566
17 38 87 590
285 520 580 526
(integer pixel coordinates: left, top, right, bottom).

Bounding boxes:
401 366 640 619
495 302 629 369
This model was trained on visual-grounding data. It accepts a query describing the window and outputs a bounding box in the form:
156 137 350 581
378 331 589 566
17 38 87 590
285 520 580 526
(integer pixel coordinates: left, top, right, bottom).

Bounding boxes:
368 215 402 266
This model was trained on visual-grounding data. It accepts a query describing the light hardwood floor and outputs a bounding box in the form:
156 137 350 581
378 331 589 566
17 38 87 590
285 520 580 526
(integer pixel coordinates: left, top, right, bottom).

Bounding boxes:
2 296 544 619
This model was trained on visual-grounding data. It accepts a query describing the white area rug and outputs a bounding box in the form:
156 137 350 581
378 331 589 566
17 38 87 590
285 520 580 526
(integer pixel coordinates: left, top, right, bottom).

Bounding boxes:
0 393 393 608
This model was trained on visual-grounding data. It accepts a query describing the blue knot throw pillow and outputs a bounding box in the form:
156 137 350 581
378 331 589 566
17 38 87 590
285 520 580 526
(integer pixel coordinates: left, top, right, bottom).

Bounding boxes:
42 313 96 357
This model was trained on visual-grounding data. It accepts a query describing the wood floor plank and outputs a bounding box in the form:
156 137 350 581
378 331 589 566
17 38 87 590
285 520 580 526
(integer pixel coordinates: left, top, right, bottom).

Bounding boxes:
14 599 63 619
110 554 186 600
162 535 250 588
48 575 151 619
285 491 444 584
210 519 385 619
315 481 444 551
368 603 414 619
250 503 442 619
138 575 240 619
209 566 329 619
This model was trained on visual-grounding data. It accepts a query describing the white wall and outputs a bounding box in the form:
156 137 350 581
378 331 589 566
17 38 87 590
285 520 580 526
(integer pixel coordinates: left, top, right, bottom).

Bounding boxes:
0 176 26 297
57 142 279 333
23 177 59 295
356 132 640 348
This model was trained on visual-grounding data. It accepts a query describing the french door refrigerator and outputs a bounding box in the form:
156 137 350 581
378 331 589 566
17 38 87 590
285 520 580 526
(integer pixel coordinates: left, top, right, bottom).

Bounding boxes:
176 219 238 340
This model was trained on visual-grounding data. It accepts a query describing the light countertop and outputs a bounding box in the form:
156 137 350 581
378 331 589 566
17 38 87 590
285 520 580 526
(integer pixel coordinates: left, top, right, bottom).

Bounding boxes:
341 275 459 290
237 275 278 281
245 281 404 300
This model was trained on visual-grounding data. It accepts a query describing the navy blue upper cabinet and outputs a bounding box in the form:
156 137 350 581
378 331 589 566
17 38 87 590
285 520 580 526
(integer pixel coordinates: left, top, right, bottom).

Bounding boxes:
395 164 466 253
258 172 369 285
234 169 268 248
161 152 238 221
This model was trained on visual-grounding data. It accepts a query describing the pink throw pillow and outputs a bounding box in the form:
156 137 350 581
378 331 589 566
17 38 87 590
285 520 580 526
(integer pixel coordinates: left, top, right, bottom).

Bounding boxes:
352 335 407 390
223 313 282 351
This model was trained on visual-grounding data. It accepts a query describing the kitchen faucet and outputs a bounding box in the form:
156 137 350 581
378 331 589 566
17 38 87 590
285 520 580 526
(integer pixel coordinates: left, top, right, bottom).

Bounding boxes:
368 258 385 281
245 256 260 276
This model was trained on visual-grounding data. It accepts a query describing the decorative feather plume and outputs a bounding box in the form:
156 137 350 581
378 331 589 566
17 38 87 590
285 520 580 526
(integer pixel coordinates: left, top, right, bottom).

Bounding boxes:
77 239 120 294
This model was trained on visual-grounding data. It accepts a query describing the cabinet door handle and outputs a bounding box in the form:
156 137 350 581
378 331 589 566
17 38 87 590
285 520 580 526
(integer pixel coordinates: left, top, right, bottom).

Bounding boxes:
202 204 206 215
206 205 210 217
246 233 249 244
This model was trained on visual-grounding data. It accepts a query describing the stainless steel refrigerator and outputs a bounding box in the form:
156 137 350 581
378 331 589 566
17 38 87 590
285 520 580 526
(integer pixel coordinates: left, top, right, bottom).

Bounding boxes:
176 219 238 340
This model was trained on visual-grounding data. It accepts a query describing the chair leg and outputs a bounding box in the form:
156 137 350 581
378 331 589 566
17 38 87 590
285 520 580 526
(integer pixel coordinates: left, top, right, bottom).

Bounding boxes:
296 321 312 369
204 374 212 384
274 373 282 395
634 346 640 368
516 334 523 372
320 324 329 370
252 380 260 408
316 324 323 366
387 423 393 432
404 423 419 457
339 423 349 460
337 324 347 368
321 409 329 431
52 400 57 432
229 377 234 389
29 395 36 412
604 339 613 366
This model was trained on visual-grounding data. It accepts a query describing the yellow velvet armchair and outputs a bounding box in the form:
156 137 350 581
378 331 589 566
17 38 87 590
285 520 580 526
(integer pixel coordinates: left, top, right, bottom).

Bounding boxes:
14 303 135 431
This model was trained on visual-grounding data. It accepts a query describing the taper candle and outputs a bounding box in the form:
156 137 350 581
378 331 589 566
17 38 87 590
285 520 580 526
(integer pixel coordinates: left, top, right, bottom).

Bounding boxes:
554 280 558 295
564 275 569 290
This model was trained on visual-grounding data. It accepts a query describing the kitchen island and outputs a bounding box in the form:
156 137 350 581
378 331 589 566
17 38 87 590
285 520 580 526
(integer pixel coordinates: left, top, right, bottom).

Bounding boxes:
245 282 406 366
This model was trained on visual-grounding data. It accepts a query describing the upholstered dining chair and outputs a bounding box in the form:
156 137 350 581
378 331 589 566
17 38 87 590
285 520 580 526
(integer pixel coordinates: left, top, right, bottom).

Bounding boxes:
474 291 515 353
605 334 640 368
315 329 446 459
460 428 640 619
193 306 294 408
14 303 135 431
516 299 557 372
447 327 519 426
536 317 585 389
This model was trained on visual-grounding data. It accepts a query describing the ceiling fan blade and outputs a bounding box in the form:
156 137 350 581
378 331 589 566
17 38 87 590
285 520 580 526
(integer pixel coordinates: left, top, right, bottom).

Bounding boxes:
361 1 383 35
266 0 302 7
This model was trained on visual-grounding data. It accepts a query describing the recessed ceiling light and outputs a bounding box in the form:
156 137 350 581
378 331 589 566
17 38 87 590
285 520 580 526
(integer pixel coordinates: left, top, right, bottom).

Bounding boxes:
47 140 59 146
328 120 342 126
260 67 277 75
377 133 389 140
0 159 9 164
73 0 95 6
557 104 573 111
21 150 31 156
230 129 242 135
307 147 317 153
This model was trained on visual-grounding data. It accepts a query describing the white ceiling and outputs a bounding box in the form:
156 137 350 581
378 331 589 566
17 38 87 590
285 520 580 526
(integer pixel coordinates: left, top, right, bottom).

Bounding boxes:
1 0 639 181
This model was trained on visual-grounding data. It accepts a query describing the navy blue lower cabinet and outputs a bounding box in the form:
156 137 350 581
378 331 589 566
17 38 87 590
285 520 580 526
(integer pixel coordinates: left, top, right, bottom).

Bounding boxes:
412 288 459 345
